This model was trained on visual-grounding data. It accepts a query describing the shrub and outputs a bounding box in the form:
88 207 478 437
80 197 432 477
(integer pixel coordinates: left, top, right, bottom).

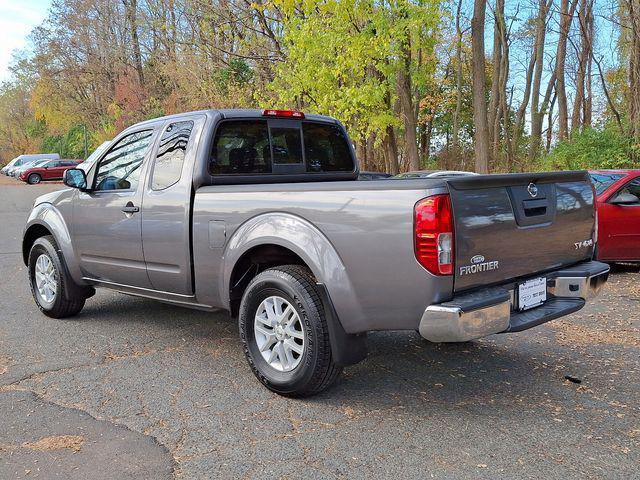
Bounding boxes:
542 128 637 171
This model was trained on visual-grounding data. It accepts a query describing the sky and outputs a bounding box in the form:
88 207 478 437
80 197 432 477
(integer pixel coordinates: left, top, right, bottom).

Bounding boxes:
0 0 51 81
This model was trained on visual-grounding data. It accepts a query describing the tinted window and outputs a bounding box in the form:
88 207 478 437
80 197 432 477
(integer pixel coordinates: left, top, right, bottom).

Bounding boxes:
152 121 193 190
211 121 271 174
590 173 624 195
95 130 153 191
271 127 303 164
303 123 353 173
210 120 354 175
618 178 640 204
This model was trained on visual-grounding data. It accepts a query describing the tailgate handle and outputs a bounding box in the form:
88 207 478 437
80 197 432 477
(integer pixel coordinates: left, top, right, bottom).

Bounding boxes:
523 198 548 217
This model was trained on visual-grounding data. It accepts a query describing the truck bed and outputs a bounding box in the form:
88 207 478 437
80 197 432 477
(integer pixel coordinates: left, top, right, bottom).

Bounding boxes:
191 171 596 334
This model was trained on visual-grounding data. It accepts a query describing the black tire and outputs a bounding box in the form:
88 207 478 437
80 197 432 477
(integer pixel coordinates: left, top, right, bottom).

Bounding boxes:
27 173 41 185
239 265 342 397
28 235 85 318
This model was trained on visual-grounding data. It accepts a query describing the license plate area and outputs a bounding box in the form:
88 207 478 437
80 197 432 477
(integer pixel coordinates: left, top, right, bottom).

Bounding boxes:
518 277 547 311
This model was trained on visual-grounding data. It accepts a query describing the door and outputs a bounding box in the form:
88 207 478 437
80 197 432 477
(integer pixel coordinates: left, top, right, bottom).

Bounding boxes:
141 117 203 294
43 160 70 179
599 177 640 261
72 129 157 287
41 160 60 180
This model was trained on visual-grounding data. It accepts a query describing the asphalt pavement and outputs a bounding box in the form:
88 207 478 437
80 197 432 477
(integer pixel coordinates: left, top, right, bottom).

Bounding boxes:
0 175 638 479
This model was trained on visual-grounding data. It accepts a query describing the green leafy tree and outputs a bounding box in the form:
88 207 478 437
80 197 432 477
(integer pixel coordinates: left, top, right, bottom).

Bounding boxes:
265 0 443 171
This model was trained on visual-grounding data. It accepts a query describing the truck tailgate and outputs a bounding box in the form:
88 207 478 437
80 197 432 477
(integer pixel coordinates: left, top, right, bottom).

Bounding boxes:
446 171 596 293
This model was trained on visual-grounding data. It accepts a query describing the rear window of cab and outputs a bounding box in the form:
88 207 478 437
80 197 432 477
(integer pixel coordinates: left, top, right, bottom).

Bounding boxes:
210 120 354 175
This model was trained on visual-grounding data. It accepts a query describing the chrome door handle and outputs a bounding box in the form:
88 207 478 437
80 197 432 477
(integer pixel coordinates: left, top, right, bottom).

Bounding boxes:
122 203 139 214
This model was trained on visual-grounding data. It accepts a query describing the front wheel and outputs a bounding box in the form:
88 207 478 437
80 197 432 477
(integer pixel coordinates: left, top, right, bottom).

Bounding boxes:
239 265 342 397
28 236 85 318
27 173 42 184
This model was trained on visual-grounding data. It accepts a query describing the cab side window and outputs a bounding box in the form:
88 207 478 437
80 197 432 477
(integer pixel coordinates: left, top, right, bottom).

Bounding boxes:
95 130 153 191
152 121 194 190
211 121 271 174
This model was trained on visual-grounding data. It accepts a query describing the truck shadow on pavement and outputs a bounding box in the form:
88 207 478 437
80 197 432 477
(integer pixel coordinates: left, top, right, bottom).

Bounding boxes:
74 291 570 412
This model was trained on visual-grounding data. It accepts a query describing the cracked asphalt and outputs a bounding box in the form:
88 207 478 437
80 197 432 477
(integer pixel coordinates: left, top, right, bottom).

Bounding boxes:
0 176 639 479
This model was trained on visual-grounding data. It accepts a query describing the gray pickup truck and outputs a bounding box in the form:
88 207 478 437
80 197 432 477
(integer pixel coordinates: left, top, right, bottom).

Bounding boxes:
23 109 609 396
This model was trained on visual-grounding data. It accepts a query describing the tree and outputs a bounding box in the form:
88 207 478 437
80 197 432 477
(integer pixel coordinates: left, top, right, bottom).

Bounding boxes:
529 0 552 161
555 0 579 140
471 0 490 173
266 0 442 173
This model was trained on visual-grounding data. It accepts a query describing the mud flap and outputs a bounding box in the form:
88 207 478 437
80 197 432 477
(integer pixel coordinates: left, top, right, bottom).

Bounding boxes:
315 283 367 366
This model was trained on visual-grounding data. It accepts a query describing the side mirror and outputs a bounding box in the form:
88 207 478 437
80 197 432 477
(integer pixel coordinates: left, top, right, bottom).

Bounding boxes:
63 168 87 190
610 192 639 205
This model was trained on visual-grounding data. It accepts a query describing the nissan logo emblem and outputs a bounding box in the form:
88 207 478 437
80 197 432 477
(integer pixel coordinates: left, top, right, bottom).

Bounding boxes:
471 255 485 264
527 183 538 198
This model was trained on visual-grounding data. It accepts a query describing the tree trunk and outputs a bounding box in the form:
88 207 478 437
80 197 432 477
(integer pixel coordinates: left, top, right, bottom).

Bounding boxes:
556 0 579 140
512 48 537 158
625 0 640 144
383 125 400 175
123 0 145 87
571 0 590 136
491 0 508 164
366 134 376 171
529 0 551 161
471 0 490 173
452 0 464 150
499 12 510 162
546 92 557 152
488 0 504 153
583 0 594 128
356 140 367 171
397 40 420 171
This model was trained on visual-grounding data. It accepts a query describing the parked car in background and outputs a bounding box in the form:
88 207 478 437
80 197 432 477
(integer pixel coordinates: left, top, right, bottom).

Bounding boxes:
358 171 392 180
19 159 82 184
12 159 52 179
589 169 640 263
22 109 608 397
393 170 478 179
2 153 60 176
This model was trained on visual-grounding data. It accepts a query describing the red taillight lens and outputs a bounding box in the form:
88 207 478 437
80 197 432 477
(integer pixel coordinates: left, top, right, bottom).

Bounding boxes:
414 194 454 275
262 109 305 119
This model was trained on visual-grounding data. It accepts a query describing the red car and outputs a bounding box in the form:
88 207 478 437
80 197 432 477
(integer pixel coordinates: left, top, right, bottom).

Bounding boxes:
589 169 640 263
19 159 82 185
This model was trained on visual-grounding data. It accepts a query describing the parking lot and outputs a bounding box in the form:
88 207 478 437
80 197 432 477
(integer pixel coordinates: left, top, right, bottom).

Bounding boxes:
0 175 638 479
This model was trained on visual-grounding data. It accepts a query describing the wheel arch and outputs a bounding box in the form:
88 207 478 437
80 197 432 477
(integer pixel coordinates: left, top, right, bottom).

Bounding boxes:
222 213 364 334
22 223 52 265
23 204 84 284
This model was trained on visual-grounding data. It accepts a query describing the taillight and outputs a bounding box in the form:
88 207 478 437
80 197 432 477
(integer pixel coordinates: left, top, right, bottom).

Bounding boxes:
414 194 454 275
262 109 305 119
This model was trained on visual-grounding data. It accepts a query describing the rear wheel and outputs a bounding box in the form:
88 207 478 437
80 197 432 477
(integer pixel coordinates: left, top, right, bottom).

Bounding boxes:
28 235 85 318
239 265 342 397
27 173 41 185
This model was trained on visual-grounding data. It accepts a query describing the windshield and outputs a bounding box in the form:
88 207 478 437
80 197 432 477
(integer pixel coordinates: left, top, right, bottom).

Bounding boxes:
31 159 50 168
78 141 111 172
589 173 625 195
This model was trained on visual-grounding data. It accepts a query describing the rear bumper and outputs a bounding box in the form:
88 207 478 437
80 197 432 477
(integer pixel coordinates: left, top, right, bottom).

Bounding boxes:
418 261 609 342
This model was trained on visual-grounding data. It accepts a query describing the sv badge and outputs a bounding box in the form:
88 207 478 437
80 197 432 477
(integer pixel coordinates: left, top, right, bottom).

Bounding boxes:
574 239 594 249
